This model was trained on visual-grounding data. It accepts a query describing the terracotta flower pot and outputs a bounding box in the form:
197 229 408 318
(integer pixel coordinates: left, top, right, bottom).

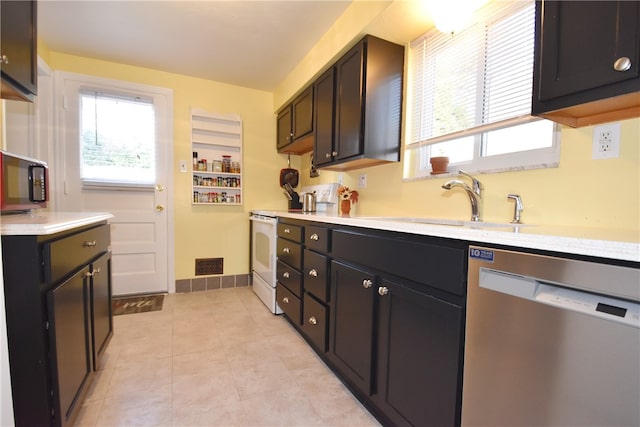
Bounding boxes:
430 156 449 174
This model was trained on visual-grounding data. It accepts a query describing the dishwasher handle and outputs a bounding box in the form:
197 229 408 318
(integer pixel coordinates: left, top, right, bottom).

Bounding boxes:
479 268 640 329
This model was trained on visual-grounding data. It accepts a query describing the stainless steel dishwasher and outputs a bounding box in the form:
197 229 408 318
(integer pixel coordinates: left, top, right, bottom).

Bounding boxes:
462 246 640 426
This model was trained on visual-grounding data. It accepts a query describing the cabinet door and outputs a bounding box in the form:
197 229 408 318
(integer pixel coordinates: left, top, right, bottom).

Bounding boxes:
535 1 640 102
292 86 313 140
91 252 113 368
334 42 364 162
329 260 375 395
375 278 464 427
314 67 336 166
0 0 37 100
276 106 293 150
48 267 93 427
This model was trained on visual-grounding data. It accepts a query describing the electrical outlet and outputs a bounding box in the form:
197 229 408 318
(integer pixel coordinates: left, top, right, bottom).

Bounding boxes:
179 160 188 172
358 173 367 188
592 123 620 159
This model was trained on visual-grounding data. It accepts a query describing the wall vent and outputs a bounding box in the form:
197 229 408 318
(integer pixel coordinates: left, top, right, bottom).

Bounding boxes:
195 258 223 276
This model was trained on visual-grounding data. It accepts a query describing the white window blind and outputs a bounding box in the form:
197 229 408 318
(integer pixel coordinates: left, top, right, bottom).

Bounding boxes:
80 90 156 186
408 0 536 146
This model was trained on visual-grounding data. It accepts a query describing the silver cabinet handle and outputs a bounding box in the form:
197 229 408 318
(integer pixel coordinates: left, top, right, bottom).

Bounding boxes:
1 55 8 64
378 286 389 296
308 269 318 277
308 316 318 325
332 151 338 156
283 247 291 254
325 153 331 158
284 228 291 234
85 271 93 278
93 268 101 275
614 57 632 72
282 297 290 304
83 241 97 247
283 272 290 279
362 279 373 289
310 233 319 241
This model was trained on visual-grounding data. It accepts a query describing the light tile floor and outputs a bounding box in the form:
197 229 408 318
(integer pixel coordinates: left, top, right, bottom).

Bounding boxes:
76 287 381 427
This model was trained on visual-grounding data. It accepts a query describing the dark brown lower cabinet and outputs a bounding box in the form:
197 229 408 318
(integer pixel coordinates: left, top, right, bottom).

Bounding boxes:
328 261 376 395
374 277 464 427
91 252 113 368
47 267 93 427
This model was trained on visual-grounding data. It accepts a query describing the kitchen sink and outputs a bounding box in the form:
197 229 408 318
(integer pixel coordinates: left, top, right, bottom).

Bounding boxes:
358 217 534 228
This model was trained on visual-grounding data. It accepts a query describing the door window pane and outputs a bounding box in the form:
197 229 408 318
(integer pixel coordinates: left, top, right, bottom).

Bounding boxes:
80 92 155 185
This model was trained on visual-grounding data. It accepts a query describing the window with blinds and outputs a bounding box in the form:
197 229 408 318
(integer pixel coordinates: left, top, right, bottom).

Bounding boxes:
404 0 559 179
80 91 156 186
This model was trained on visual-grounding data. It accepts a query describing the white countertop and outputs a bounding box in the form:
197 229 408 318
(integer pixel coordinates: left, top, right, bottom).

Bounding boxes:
254 210 640 263
1 211 113 236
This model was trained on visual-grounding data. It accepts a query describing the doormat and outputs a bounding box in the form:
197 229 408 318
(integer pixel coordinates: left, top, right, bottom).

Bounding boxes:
112 294 165 316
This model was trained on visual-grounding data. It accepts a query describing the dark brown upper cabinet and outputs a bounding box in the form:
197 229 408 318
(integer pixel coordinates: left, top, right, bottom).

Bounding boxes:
532 0 640 127
316 35 404 171
277 86 314 154
1 0 37 102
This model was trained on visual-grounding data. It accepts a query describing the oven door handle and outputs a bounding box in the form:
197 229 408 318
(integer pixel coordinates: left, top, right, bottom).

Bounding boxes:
250 215 277 225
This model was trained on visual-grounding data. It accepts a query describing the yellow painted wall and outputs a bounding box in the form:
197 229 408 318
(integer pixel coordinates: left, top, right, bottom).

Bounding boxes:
47 52 295 280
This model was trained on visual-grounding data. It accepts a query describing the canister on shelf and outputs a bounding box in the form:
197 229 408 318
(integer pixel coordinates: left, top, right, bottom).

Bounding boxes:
222 155 231 172
213 160 222 172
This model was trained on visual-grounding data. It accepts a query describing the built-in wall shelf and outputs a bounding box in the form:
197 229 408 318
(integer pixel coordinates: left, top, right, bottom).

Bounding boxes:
191 109 243 205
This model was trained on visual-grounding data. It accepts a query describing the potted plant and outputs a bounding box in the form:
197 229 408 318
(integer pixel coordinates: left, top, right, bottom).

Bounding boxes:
338 186 359 216
430 148 449 174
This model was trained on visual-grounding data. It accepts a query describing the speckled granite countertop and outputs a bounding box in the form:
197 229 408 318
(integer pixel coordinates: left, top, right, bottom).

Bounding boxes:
1 211 113 236
253 210 640 263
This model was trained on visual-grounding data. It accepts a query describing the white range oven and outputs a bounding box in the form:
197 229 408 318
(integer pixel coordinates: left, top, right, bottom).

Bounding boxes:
249 212 282 314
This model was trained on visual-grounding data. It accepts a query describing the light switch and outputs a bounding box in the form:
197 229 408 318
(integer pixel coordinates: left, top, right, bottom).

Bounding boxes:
179 160 188 172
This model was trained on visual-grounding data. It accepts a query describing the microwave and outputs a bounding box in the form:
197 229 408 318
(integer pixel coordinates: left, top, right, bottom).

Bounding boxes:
0 151 49 213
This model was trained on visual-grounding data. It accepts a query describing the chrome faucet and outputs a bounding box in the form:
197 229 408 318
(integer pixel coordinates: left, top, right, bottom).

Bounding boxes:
442 170 483 222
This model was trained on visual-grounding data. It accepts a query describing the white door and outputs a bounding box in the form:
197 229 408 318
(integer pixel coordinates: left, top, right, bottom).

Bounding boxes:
56 72 173 296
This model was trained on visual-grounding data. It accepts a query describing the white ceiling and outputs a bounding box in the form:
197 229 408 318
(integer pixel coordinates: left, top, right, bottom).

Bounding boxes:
38 0 353 92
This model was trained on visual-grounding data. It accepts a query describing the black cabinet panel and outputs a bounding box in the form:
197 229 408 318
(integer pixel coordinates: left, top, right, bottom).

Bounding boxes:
292 86 314 140
314 67 336 167
277 259 302 297
532 0 640 125
277 222 303 243
276 106 293 150
302 293 328 352
329 260 376 395
277 282 302 324
304 225 330 253
91 253 113 368
332 229 467 296
47 267 93 427
374 277 464 427
335 43 365 162
277 238 303 271
0 0 37 101
303 249 329 302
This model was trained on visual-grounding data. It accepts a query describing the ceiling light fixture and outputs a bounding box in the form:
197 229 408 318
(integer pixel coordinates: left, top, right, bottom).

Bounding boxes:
428 0 485 34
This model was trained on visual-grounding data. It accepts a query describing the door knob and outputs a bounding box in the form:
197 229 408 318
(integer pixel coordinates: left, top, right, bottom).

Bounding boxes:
613 57 632 72
155 184 165 192
156 205 164 212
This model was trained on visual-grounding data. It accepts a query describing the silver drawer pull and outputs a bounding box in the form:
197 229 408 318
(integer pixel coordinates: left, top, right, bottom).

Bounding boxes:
284 228 291 234
93 268 101 275
613 56 631 72
282 297 290 304
283 247 291 254
83 241 97 247
283 272 290 279
308 316 318 325
85 271 93 278
378 286 389 296
310 233 319 241
308 269 318 277
362 279 373 289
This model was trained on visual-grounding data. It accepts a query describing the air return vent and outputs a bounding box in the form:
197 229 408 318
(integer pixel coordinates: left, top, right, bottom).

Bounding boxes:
195 258 223 276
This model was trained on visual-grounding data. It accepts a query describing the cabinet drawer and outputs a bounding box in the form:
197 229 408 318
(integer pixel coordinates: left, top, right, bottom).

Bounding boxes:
277 237 302 270
276 283 301 325
302 293 328 352
47 224 110 284
278 223 303 242
305 225 330 253
332 230 467 296
277 260 302 297
304 249 329 302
